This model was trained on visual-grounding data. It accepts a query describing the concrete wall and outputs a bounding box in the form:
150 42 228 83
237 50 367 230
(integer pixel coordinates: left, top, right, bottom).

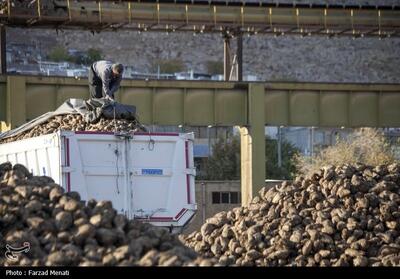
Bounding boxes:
183 181 240 234
183 180 284 234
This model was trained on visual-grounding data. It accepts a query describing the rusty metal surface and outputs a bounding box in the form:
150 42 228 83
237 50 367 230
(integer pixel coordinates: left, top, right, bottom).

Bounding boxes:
0 1 399 37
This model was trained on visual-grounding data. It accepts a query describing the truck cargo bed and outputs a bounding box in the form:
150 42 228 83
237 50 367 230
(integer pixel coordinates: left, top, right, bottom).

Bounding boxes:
0 130 197 231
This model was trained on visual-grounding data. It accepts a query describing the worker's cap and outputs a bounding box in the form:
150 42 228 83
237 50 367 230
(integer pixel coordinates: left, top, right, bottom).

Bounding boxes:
112 63 124 75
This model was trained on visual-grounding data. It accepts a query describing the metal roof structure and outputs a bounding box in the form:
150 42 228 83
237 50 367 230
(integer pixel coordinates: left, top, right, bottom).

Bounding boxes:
0 0 399 38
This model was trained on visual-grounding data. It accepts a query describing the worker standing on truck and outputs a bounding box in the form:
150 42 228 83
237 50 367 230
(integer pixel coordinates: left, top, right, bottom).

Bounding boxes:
88 61 124 100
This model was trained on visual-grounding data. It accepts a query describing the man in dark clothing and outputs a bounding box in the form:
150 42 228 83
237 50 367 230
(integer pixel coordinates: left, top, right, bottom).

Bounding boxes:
88 61 124 99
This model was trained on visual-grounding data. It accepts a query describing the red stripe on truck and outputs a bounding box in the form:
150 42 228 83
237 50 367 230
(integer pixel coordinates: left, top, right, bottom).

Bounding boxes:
186 175 191 204
135 208 188 222
175 208 187 220
185 141 191 203
65 138 71 192
134 132 179 136
149 217 174 221
136 217 174 221
67 173 71 192
75 131 179 136
185 141 189 168
65 139 70 166
75 131 114 135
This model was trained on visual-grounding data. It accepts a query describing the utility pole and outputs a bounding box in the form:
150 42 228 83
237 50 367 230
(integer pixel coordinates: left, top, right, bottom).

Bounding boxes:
236 32 243 81
277 126 282 168
223 33 230 81
207 125 212 157
310 127 315 158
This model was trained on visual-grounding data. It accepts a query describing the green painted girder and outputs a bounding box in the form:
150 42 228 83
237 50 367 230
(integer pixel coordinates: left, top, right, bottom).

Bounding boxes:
1 75 400 129
264 82 400 128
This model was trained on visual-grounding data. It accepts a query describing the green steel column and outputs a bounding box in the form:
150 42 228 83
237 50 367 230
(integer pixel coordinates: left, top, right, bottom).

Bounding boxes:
240 83 266 206
6 76 26 129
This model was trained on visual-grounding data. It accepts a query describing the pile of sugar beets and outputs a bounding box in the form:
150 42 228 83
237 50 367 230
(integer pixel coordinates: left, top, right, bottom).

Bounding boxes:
2 161 400 266
183 163 400 266
0 114 146 144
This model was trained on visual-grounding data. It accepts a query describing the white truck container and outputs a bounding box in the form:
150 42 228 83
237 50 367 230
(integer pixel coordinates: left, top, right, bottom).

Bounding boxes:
0 130 197 232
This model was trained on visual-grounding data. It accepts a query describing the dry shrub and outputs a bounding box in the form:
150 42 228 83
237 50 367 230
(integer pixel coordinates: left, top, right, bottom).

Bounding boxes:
296 128 397 175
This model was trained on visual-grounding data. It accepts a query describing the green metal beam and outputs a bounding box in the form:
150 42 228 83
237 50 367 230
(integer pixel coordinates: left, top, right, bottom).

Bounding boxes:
264 83 400 127
2 76 400 129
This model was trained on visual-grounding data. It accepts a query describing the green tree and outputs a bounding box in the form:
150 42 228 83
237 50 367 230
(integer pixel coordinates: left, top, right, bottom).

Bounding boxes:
86 48 102 65
201 134 299 180
203 135 241 180
265 137 300 179
72 48 103 65
205 60 224 75
47 46 71 62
